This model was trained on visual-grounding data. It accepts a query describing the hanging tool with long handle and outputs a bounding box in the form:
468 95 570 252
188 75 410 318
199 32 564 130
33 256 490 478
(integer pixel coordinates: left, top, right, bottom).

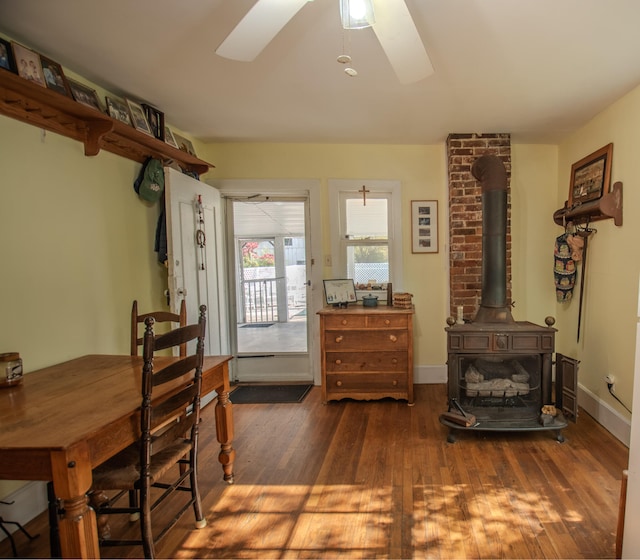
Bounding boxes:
576 227 593 342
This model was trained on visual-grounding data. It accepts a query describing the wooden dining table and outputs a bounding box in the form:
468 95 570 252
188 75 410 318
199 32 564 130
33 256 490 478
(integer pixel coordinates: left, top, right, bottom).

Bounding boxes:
0 353 235 558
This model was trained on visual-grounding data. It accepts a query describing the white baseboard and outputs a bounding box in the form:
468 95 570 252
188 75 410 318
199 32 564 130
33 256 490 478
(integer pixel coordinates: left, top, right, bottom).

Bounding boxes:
578 382 631 446
0 481 48 542
414 364 448 384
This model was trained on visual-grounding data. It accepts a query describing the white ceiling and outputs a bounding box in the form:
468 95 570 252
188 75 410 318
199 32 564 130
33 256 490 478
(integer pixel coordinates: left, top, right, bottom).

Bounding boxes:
2 0 640 145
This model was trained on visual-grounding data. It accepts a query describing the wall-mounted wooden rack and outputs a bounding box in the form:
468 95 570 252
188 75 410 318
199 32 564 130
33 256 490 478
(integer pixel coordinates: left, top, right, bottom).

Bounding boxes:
0 71 214 175
553 181 623 227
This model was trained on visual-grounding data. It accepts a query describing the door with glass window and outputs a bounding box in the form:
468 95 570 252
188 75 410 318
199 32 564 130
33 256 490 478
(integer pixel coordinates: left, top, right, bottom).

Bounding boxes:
229 198 311 382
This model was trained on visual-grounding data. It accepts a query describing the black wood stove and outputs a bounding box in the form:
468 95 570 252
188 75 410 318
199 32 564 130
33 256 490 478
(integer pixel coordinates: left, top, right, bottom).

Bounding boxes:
441 155 577 442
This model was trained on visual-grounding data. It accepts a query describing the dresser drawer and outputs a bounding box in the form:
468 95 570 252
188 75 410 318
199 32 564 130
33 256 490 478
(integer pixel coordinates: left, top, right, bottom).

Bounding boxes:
325 351 407 373
366 315 408 328
325 372 408 394
324 330 408 351
323 315 367 329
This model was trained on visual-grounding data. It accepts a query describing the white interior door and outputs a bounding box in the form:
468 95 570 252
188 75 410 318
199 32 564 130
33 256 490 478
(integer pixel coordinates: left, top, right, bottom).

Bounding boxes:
164 167 229 356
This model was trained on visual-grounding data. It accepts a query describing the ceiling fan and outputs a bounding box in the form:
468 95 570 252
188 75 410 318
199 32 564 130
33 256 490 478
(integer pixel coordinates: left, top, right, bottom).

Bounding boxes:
215 0 434 85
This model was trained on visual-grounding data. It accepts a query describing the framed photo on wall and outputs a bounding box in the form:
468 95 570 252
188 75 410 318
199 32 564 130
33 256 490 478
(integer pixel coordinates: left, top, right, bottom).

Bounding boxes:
126 99 153 135
173 132 197 157
40 56 71 97
106 96 132 125
411 200 438 253
12 42 45 87
0 38 17 73
142 103 165 140
164 126 178 148
68 78 102 111
568 143 613 206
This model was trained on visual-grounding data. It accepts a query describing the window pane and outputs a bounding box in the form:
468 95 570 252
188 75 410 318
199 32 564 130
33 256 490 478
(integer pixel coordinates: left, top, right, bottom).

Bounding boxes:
347 245 389 283
345 198 388 239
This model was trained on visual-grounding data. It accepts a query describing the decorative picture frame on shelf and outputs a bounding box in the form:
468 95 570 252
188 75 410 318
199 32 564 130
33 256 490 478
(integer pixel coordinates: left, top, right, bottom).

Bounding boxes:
125 98 153 135
142 103 165 140
164 126 178 148
568 143 613 207
40 56 71 97
173 132 197 157
11 42 45 87
67 78 102 111
0 38 17 74
411 200 438 253
106 96 132 125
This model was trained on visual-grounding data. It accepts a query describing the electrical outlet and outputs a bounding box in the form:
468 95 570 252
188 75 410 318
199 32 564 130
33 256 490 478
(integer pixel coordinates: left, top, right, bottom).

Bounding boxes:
605 374 615 385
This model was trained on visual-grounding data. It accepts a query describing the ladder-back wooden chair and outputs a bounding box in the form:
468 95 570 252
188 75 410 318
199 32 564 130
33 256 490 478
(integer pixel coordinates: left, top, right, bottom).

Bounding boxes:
131 299 187 357
90 305 208 559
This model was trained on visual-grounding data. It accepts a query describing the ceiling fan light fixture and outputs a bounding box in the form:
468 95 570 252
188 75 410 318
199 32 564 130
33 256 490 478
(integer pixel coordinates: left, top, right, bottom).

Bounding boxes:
340 0 375 30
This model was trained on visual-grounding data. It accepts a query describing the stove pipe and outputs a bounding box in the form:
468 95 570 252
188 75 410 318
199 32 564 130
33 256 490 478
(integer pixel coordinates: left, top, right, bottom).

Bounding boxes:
470 154 514 324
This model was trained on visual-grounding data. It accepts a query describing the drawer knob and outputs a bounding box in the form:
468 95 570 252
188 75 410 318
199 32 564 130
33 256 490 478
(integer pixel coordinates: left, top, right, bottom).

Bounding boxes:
392 358 398 364
389 334 397 343
335 335 343 343
384 319 390 325
392 380 398 386
341 319 348 325
336 380 343 387
335 359 342 365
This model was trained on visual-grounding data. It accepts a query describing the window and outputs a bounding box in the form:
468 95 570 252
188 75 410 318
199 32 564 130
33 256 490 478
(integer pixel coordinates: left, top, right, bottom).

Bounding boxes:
328 180 403 288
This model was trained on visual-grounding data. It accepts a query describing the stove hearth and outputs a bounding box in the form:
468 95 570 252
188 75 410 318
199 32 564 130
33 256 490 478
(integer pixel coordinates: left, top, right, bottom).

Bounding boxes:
441 154 576 442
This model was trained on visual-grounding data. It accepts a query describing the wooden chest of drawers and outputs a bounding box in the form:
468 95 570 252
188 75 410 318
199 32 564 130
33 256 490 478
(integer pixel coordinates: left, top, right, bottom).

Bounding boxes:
318 306 414 404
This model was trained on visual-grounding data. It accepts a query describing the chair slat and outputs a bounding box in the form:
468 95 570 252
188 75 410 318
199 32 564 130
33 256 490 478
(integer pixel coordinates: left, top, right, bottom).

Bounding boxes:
152 355 200 387
154 323 202 352
152 385 199 427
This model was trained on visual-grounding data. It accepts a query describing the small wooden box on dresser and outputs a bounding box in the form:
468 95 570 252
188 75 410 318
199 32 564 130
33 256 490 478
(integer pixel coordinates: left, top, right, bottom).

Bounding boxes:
318 305 414 404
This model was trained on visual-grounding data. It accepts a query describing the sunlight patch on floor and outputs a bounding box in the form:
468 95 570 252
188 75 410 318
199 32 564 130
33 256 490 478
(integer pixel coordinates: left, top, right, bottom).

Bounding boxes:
173 481 583 558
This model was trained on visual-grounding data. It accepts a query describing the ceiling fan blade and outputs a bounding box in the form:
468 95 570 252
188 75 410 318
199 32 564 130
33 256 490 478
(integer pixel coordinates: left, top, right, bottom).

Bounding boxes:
216 0 311 62
371 0 434 84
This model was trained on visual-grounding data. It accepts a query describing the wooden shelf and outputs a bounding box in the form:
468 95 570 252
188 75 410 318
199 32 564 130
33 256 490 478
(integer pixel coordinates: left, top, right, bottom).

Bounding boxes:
553 181 623 227
0 70 214 175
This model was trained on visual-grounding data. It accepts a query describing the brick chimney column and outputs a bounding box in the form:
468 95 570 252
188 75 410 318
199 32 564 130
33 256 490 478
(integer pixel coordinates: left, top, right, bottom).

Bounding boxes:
446 133 511 320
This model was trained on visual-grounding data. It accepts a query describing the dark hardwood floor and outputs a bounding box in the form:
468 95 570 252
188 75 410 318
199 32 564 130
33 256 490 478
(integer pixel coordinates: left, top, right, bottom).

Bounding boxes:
0 384 629 559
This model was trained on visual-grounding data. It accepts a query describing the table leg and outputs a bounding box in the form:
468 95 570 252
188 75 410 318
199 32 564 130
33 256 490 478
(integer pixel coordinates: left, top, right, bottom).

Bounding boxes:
214 390 235 484
51 448 100 558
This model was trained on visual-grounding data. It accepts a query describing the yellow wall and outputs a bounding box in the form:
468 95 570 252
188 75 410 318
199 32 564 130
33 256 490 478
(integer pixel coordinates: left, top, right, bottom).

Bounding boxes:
203 142 558 366
0 115 169 496
555 84 640 420
511 144 559 325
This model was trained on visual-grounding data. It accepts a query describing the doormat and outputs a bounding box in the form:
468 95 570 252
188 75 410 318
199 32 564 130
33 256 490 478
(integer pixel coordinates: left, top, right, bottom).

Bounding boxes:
240 323 274 328
230 384 312 404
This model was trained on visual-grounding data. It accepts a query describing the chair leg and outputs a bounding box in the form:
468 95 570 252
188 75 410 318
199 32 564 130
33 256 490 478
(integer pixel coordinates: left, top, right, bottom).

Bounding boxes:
128 490 140 521
87 491 113 540
46 481 61 558
190 453 206 529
